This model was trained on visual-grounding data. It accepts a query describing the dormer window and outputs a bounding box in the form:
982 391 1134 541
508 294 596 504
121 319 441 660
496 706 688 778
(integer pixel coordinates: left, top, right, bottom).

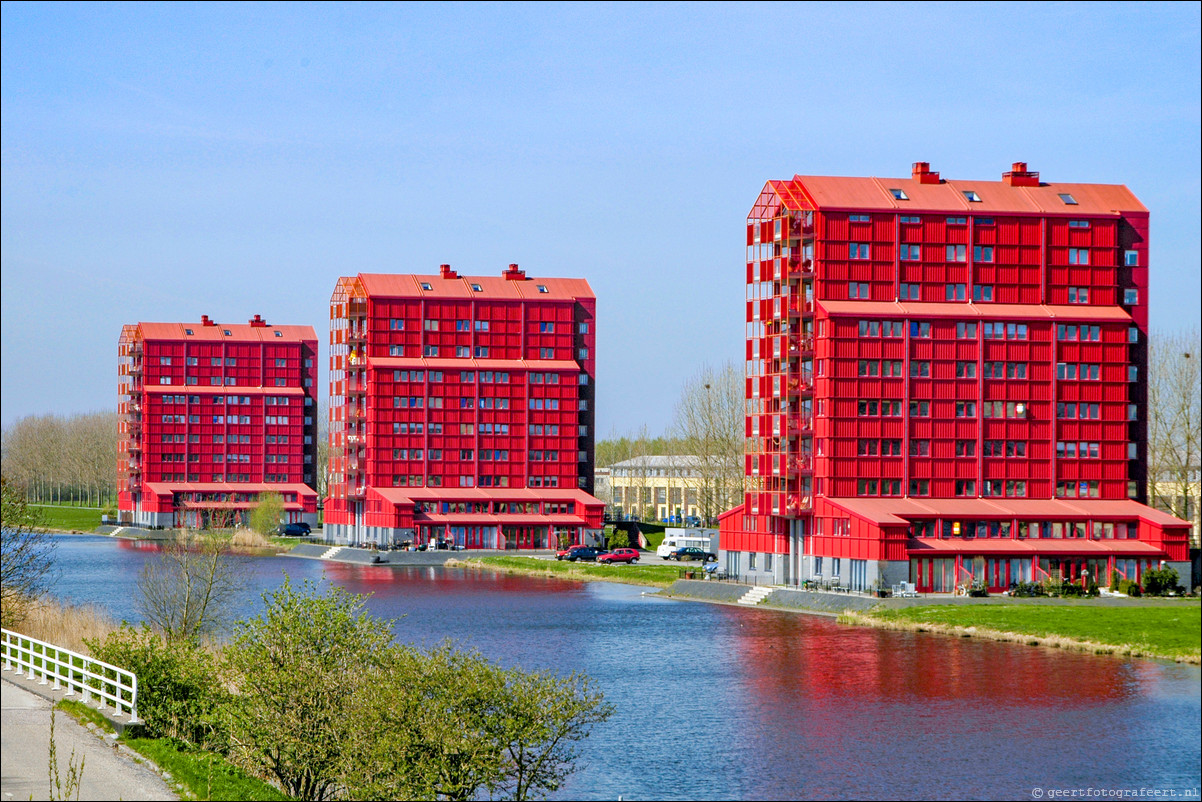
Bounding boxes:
420 282 433 291
963 190 982 202
1058 193 1078 205
890 188 908 200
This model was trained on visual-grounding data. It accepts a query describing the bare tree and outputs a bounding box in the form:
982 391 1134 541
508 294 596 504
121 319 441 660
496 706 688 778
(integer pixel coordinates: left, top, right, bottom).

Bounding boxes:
0 477 55 628
137 532 237 641
1147 329 1202 545
671 362 744 522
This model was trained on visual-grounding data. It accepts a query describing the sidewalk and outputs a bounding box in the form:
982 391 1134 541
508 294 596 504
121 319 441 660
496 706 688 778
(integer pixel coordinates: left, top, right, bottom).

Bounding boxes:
1 677 177 801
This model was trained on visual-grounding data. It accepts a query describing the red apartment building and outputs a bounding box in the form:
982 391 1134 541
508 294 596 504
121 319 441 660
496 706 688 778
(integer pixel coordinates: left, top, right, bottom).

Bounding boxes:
323 264 603 548
117 316 319 528
719 162 1192 592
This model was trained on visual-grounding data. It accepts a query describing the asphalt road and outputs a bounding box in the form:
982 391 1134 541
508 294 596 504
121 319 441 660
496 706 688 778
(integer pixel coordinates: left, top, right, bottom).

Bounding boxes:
1 679 177 801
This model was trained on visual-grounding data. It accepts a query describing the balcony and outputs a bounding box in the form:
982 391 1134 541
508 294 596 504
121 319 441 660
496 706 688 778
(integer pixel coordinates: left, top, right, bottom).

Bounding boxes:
347 485 366 500
347 379 367 396
348 326 367 344
787 414 813 438
788 333 814 355
784 493 813 516
786 453 814 475
785 372 814 397
348 299 367 318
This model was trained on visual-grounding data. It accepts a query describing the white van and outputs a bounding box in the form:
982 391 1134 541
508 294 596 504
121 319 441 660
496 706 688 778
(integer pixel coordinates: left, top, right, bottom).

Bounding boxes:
656 528 717 558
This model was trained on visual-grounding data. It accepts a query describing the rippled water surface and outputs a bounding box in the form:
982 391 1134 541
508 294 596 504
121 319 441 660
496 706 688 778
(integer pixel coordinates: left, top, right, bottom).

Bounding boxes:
47 536 1202 800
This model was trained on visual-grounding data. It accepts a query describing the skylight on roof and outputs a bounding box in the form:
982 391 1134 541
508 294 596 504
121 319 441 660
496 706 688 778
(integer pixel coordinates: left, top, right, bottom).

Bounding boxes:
420 282 433 291
537 285 548 293
890 188 908 200
223 329 232 336
963 190 982 202
471 284 482 292
1058 193 1078 205
274 331 283 337
185 329 194 335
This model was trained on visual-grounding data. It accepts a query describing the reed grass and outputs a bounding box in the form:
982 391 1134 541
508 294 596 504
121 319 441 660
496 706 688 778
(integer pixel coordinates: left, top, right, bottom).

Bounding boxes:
12 597 120 655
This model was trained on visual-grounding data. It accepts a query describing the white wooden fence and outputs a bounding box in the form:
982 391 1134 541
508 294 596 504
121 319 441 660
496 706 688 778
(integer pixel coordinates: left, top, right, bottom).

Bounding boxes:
1 628 139 723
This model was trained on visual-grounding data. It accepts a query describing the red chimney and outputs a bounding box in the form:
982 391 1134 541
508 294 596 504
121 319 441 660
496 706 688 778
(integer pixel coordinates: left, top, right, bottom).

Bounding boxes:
439 263 458 279
912 161 941 184
200 315 217 327
1002 161 1040 186
249 314 267 327
503 263 526 281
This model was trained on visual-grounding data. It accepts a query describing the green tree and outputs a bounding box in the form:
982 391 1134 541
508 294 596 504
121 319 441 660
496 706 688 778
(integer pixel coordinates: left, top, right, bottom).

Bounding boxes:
222 577 394 801
493 667 614 801
607 529 630 550
0 477 54 628
248 491 285 536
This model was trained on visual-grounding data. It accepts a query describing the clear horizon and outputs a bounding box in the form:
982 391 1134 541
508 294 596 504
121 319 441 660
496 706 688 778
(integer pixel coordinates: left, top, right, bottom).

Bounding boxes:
3 2 1200 435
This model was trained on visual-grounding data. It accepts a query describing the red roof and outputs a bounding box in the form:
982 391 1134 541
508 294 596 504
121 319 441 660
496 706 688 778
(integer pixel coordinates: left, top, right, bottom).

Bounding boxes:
355 272 594 302
369 487 603 507
908 538 1165 556
775 172 1145 217
824 497 1191 527
367 357 581 373
144 480 319 497
146 385 306 396
817 300 1133 323
137 321 317 344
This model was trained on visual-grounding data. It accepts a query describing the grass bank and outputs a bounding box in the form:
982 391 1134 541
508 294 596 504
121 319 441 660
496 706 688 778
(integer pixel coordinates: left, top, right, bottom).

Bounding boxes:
55 701 289 801
840 603 1201 663
31 503 104 532
449 555 679 588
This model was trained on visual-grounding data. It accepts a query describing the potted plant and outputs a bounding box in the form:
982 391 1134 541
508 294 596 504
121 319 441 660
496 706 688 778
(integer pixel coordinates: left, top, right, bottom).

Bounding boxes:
871 578 891 598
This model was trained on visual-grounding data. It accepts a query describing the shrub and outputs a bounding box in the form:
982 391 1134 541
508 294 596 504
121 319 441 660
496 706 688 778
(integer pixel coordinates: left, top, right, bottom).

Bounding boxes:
85 625 228 748
1117 578 1142 597
1009 582 1045 598
1142 567 1181 597
1109 570 1119 591
607 529 630 550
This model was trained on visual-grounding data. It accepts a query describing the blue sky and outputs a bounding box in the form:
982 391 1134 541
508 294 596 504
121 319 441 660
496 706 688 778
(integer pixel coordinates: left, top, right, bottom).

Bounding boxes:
2 2 1200 436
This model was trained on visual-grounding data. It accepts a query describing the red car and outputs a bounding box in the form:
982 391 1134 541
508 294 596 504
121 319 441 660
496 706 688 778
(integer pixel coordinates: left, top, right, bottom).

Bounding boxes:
596 548 640 564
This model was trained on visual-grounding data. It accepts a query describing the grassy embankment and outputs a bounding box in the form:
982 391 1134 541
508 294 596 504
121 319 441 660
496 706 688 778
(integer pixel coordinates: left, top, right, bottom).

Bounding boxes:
451 555 680 588
31 503 104 531
840 602 1202 663
56 701 288 800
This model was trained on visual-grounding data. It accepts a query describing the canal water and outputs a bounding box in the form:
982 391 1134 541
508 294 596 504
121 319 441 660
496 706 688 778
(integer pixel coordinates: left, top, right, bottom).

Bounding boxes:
44 536 1202 801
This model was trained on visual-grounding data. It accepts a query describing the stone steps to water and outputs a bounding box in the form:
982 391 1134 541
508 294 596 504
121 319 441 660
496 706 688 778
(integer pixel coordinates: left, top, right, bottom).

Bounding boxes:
737 586 775 605
320 546 343 560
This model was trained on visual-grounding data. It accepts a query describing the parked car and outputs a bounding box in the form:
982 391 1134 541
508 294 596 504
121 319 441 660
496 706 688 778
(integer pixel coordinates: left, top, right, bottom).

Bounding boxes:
556 543 587 560
667 547 717 562
275 522 311 537
563 546 602 562
596 548 640 564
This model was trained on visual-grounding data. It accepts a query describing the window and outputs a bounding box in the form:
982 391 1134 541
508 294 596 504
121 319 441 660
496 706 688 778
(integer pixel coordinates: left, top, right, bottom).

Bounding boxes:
899 244 920 261
389 345 404 356
537 285 549 293
1124 288 1139 305
848 243 871 260
955 361 976 378
1068 248 1090 265
955 480 976 496
908 400 930 417
471 283 482 292
976 217 994 226
424 345 438 357
1124 250 1138 266
890 189 909 200
420 282 433 290
946 244 966 262
1069 219 1090 229
945 283 966 301
1068 287 1089 304
955 439 976 457
973 245 994 263
1127 403 1138 421
909 480 929 496
849 282 870 299
909 360 930 377
972 284 993 302
947 217 967 225
962 190 981 202
909 439 930 456
849 214 871 222
955 401 976 417
899 283 921 300
956 322 977 339
899 215 920 223
910 321 930 337
1128 326 1139 344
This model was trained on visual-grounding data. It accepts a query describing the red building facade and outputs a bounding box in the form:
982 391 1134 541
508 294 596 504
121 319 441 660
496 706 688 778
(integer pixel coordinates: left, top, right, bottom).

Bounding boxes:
117 315 319 528
720 163 1191 591
323 265 603 547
